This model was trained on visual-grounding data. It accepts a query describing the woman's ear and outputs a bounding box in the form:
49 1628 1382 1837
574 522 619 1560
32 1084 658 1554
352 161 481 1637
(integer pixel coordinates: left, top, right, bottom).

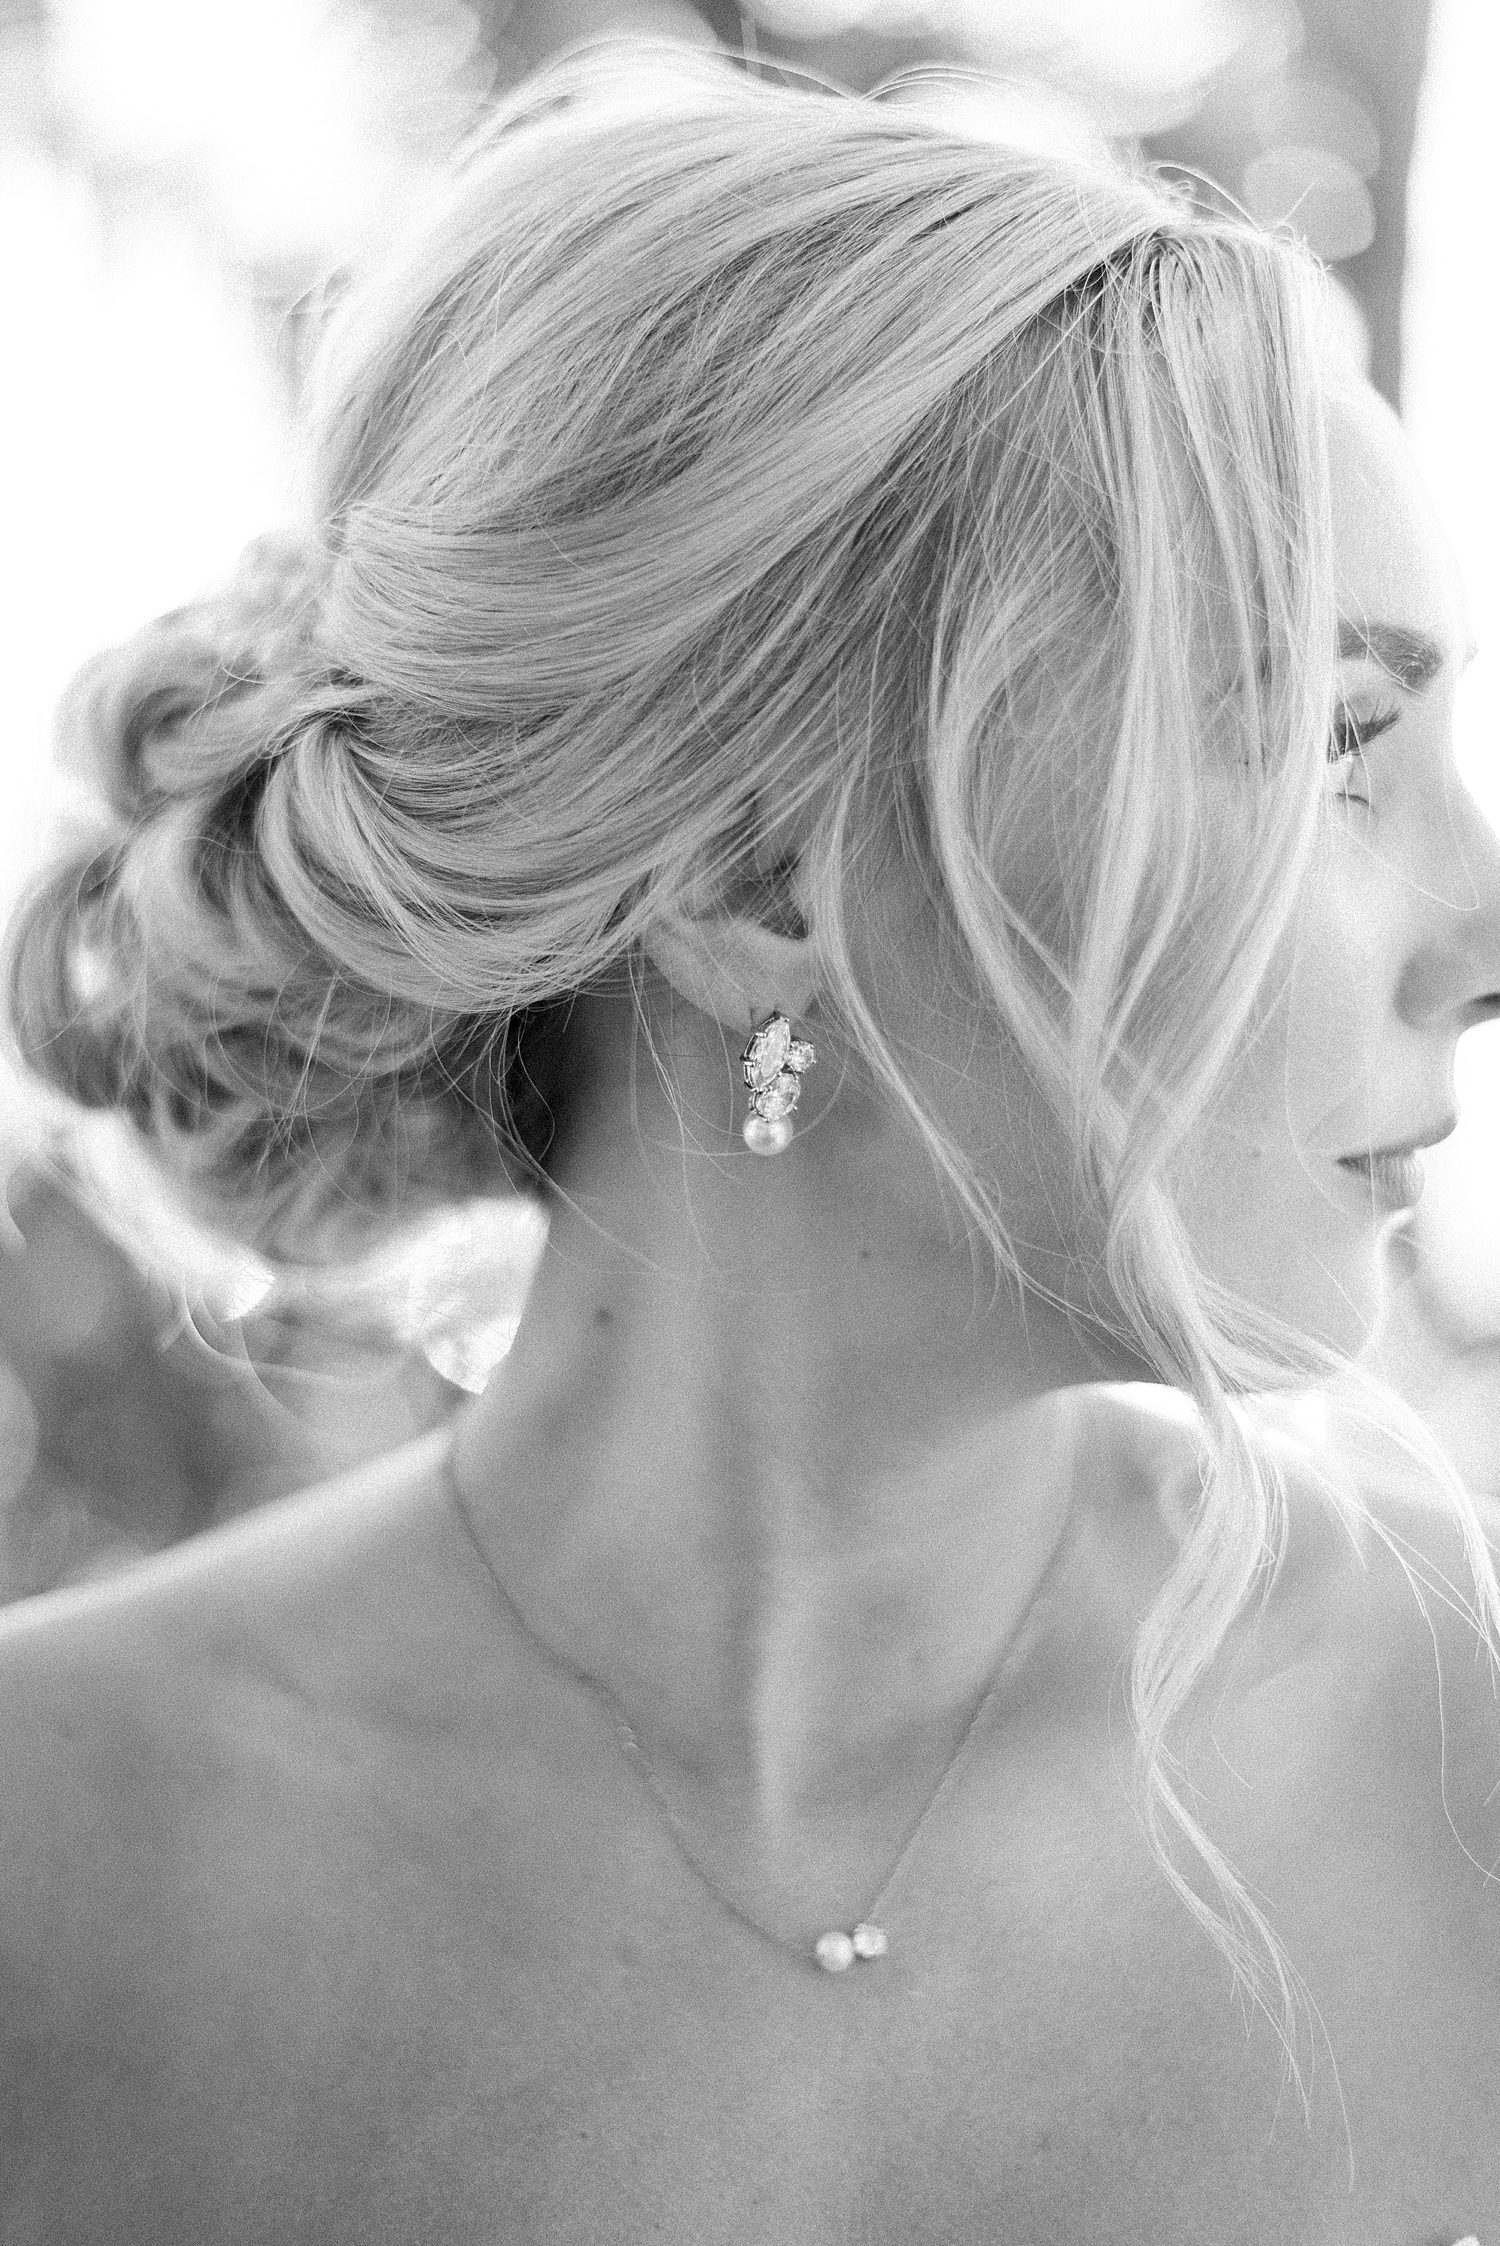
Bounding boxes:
641 844 819 1035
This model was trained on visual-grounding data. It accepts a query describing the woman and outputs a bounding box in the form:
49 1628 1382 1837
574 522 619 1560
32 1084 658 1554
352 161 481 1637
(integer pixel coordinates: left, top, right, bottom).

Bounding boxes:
0 44 1496 2244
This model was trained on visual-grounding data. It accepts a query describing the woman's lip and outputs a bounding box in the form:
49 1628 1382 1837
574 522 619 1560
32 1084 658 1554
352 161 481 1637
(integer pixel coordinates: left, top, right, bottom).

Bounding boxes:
1334 1115 1458 1165
1335 1149 1426 1209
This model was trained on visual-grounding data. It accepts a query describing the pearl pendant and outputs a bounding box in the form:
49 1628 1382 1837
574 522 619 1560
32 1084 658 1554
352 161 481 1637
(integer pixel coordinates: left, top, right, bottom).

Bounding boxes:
743 1112 794 1156
814 1922 888 1972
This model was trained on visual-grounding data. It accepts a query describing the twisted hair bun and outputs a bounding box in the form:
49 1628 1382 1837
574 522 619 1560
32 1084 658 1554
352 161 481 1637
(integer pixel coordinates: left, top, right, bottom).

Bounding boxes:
55 534 320 815
9 532 568 1259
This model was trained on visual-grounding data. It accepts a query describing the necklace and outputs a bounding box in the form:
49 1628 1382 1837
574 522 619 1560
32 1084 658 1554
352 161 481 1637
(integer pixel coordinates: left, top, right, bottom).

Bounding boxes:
445 1453 1048 1977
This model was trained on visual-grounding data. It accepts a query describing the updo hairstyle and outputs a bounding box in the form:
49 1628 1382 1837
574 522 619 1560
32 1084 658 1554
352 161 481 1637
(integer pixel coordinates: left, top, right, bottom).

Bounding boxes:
7 47 1332 1280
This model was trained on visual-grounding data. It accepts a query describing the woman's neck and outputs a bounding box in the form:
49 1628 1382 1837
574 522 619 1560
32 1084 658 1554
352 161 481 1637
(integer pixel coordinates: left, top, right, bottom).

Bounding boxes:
448 991 1147 1920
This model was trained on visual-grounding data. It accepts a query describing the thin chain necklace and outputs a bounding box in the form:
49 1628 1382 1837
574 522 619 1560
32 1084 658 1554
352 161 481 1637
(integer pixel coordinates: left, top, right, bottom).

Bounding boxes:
445 1451 1057 1977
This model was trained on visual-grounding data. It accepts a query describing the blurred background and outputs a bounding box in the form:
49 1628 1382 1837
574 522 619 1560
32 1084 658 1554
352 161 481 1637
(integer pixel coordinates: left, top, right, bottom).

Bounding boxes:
0 0 1497 1598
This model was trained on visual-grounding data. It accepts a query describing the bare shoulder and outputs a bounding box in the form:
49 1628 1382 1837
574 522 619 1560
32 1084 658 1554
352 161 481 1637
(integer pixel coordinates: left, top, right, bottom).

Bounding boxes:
0 1425 471 2001
1093 1380 1500 1895
0 1423 544 2236
1220 1399 1500 1961
1098 1388 1500 2206
1283 1402 1500 1778
1245 1393 1496 1745
0 1419 461 1700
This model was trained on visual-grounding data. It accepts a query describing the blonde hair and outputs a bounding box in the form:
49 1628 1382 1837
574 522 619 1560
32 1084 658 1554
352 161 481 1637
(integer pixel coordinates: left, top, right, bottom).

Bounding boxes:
8 41 1497 2098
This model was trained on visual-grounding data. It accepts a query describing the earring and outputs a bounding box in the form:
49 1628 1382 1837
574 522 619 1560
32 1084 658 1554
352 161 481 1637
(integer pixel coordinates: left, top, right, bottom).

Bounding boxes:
740 1012 816 1155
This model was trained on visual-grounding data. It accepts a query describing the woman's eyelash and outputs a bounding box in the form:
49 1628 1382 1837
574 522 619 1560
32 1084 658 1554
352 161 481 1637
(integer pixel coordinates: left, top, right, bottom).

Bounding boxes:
1329 698 1400 762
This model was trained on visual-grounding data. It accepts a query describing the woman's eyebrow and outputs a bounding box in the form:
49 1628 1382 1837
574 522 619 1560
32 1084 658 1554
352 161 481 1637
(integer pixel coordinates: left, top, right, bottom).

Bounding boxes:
1336 618 1449 690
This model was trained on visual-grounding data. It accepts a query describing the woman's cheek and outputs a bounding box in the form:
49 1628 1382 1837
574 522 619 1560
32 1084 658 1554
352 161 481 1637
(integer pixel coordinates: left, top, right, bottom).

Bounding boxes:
1282 833 1399 1146
1165 879 1393 1357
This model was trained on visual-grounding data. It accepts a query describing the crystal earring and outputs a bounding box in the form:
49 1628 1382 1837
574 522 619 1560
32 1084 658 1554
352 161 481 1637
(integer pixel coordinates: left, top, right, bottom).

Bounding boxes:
740 1012 816 1155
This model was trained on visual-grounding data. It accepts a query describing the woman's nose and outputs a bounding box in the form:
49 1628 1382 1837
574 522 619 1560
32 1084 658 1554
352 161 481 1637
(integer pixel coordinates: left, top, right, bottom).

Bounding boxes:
1404 776 1500 1031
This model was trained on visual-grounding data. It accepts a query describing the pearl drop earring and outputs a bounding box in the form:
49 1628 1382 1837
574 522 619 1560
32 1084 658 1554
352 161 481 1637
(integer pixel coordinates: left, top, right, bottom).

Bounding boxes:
740 1012 816 1155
